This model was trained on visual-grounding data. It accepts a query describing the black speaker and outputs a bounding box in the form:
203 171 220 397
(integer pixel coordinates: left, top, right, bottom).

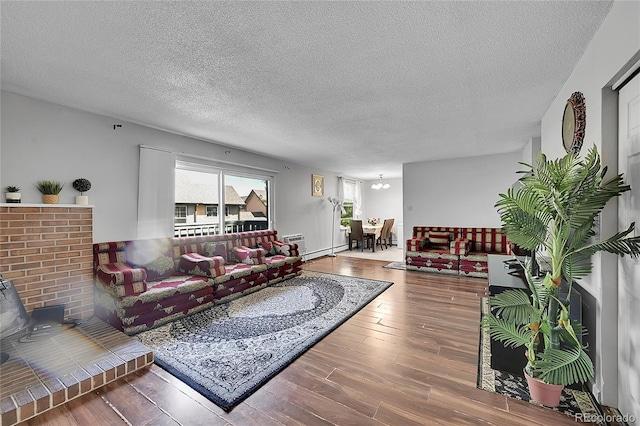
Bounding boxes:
31 305 65 325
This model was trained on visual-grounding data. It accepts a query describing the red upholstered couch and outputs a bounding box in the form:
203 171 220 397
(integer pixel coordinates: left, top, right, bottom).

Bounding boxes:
93 229 302 334
406 226 511 277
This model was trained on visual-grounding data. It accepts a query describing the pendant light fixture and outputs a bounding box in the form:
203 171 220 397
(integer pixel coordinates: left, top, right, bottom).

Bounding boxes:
371 174 390 190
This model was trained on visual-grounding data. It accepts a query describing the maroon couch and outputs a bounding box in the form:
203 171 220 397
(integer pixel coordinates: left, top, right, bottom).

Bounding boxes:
406 226 511 277
93 229 302 334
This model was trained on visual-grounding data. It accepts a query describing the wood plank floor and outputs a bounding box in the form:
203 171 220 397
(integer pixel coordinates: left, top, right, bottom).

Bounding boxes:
19 256 585 425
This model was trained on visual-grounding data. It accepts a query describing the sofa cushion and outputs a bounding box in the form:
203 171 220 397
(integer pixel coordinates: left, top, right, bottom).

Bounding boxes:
232 246 267 265
271 240 294 256
94 241 128 265
126 238 176 282
462 228 511 254
179 253 226 277
451 238 471 255
203 242 228 261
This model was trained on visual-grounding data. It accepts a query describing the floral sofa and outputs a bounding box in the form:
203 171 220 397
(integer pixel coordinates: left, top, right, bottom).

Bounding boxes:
405 226 511 278
93 229 302 334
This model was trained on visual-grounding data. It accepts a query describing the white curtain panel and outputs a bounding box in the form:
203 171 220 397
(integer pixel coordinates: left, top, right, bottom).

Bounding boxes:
138 145 175 239
354 181 363 218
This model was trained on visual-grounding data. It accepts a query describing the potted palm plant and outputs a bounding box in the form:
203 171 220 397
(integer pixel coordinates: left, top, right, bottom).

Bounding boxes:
4 186 21 203
483 146 640 407
36 180 64 204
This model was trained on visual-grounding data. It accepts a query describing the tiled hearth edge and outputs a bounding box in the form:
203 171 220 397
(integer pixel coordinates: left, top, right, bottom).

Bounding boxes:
0 318 154 426
0 204 94 319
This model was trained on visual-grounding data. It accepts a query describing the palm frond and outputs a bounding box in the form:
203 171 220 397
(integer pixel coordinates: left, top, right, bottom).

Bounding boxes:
572 223 640 262
481 314 533 349
488 289 539 324
536 345 594 386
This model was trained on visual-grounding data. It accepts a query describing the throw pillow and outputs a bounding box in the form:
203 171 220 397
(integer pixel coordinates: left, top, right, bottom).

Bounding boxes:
272 240 292 256
232 246 267 265
418 237 431 250
257 240 277 256
428 231 451 249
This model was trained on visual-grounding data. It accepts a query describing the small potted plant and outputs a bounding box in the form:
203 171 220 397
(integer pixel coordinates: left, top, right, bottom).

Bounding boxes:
482 146 640 407
72 178 91 205
4 186 21 203
36 180 64 204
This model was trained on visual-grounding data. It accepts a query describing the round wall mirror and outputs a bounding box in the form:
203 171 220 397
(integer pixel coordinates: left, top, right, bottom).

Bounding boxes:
561 92 586 154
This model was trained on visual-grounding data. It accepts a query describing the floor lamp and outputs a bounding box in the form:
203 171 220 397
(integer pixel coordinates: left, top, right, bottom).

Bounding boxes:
327 197 343 257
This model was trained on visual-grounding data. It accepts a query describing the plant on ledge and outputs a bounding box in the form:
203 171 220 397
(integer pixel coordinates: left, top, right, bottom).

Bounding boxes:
36 180 64 204
36 180 64 195
72 178 92 205
4 185 22 203
482 146 640 406
72 178 91 195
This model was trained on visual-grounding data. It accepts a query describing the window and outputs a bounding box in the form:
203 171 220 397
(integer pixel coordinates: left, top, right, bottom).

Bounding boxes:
174 160 273 236
224 174 268 232
341 179 356 227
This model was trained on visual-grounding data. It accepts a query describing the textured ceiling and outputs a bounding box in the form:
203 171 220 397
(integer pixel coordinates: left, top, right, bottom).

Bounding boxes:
1 1 612 180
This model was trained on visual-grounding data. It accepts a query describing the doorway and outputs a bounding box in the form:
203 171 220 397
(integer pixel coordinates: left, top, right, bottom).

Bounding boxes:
617 71 640 418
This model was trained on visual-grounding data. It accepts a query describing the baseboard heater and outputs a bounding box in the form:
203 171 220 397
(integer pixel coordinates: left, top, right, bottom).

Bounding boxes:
282 233 306 260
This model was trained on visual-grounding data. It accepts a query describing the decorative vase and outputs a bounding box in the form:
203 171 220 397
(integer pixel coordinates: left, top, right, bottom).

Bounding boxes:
75 195 89 205
5 192 21 203
43 194 59 204
524 370 564 407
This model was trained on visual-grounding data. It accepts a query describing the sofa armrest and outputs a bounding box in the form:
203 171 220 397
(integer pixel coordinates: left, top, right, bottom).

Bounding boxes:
450 238 470 255
179 253 226 277
271 240 299 257
96 262 148 297
406 237 422 252
97 262 146 285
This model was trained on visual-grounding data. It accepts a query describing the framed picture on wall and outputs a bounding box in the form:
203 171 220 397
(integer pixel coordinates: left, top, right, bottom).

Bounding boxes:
312 174 324 197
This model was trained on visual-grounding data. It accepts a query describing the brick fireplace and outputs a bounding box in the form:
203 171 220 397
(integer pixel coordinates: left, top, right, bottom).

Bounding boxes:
0 204 156 426
0 204 94 319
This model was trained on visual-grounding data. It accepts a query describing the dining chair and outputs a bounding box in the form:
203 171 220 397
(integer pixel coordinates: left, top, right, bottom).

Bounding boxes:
349 220 374 251
377 218 395 250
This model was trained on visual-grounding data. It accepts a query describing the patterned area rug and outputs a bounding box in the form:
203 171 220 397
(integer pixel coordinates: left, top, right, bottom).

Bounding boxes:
477 298 605 424
136 271 393 411
383 261 406 270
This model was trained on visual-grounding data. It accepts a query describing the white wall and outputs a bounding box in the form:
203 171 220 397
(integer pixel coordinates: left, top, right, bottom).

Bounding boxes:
402 151 522 243
0 91 350 257
361 177 403 244
539 0 640 406
521 136 541 165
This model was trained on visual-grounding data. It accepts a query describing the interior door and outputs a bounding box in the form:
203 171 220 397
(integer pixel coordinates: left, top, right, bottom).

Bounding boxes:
618 72 640 419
